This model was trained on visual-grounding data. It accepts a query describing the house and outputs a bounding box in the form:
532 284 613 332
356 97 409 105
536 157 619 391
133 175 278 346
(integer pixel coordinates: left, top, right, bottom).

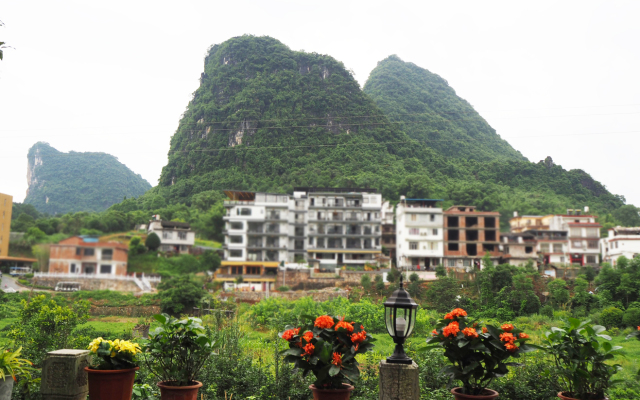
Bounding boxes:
500 232 537 267
381 201 396 266
49 236 128 276
395 197 444 270
601 226 640 266
218 188 384 291
147 217 195 254
509 208 601 266
443 206 502 269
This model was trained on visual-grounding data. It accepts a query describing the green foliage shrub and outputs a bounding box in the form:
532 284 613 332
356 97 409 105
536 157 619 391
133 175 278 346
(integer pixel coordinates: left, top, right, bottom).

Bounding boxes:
409 272 419 283
277 286 290 292
622 308 640 328
360 275 372 291
157 276 206 315
386 268 401 283
600 307 624 329
145 232 160 251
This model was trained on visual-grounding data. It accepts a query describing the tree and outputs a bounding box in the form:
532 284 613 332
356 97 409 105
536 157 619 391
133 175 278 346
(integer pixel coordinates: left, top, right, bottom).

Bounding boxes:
360 274 372 292
200 250 221 272
612 204 640 227
157 276 207 315
548 279 570 308
145 232 161 251
435 264 446 278
128 236 146 255
425 276 460 312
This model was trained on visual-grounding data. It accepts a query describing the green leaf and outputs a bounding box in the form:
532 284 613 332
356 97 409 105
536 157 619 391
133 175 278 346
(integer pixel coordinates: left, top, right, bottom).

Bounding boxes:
329 365 341 377
153 314 167 324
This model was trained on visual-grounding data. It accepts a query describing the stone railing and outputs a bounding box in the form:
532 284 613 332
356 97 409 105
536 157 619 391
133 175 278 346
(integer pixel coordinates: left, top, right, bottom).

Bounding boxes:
34 272 161 282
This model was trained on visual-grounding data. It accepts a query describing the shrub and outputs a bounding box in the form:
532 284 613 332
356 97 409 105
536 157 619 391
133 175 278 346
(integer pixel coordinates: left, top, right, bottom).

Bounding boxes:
360 275 372 291
157 276 207 315
540 305 554 318
600 307 624 329
145 232 161 251
409 273 419 283
277 286 290 292
623 308 640 328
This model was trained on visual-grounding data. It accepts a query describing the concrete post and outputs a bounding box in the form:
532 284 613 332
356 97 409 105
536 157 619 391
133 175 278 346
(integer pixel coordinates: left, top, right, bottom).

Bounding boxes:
40 349 90 400
378 360 420 400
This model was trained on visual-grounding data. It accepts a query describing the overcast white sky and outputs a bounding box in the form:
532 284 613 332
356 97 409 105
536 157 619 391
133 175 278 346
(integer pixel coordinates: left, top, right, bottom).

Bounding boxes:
1 0 639 207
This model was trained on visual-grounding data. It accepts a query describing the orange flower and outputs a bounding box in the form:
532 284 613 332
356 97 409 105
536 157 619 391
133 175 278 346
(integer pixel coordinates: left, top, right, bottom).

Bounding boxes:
519 332 529 339
505 342 518 352
331 352 342 367
314 316 334 329
351 331 367 344
637 326 640 331
303 331 314 343
335 321 354 333
443 321 460 338
444 308 467 320
482 327 488 334
500 332 516 343
431 329 438 336
501 324 514 332
472 322 478 328
462 327 479 339
282 328 300 341
303 343 315 356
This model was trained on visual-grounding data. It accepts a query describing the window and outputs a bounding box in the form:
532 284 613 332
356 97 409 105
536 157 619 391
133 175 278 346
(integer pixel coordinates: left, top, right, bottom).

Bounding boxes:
430 214 435 222
429 242 438 250
231 266 242 274
409 242 418 250
230 222 243 230
84 248 95 256
553 244 563 253
247 266 260 275
540 243 550 253
570 228 582 237
409 228 419 235
229 250 242 257
101 249 113 260
230 236 243 244
162 231 172 239
410 214 417 221
587 241 599 249
178 231 187 240
433 229 438 235
560 257 565 263
463 259 471 267
70 264 77 273
76 248 82 256
448 243 459 251
586 255 597 264
525 246 533 254
586 228 599 238
448 259 455 267
238 208 252 216
572 241 583 248
100 265 112 274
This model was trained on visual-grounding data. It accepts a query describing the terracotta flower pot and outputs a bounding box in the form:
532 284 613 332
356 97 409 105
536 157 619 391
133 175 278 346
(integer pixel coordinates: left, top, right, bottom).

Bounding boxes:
309 384 354 400
557 391 608 400
157 380 203 400
85 366 138 400
451 387 499 400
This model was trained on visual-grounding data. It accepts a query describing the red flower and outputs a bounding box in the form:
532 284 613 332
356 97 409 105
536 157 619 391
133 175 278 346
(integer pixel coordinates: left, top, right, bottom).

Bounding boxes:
444 308 467 319
519 332 529 339
500 332 516 343
462 327 479 339
501 324 514 332
443 321 460 338
303 331 314 343
505 342 518 352
331 352 342 367
482 327 488 334
335 321 354 333
282 328 300 341
431 329 438 336
314 316 334 329
304 343 315 356
351 331 367 344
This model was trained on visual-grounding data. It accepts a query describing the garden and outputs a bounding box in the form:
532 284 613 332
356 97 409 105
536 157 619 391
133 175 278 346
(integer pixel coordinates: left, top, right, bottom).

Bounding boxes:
2 256 640 399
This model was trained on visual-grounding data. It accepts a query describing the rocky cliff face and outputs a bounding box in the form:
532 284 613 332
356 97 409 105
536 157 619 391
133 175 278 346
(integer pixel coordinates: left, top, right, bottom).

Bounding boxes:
24 142 152 214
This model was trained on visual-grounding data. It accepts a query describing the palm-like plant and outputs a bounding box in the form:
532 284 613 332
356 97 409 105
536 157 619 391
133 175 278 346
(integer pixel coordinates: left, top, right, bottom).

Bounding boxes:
0 346 33 382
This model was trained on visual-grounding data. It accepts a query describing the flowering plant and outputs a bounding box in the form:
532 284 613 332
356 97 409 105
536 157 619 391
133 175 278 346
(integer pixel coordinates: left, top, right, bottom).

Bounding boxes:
279 315 375 389
424 308 536 396
0 346 33 382
87 337 141 370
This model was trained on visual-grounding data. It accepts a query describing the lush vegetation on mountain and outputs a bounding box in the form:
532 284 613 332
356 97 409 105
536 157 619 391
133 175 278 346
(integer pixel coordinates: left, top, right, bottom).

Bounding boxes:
24 142 151 214
363 55 524 162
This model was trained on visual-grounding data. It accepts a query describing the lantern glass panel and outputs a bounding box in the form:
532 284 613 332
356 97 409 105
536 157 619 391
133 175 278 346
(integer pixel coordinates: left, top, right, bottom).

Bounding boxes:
385 306 395 336
405 308 417 338
395 308 410 337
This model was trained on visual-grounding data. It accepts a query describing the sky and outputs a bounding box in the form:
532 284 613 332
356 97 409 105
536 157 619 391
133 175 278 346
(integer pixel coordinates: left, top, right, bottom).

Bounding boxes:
1 0 639 206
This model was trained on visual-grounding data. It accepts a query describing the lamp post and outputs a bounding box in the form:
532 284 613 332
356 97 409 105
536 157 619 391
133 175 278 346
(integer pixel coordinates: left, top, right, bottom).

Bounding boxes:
384 275 419 364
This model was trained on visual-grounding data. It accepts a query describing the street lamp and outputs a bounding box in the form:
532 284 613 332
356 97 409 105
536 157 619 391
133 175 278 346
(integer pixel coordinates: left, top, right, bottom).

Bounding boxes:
384 275 419 364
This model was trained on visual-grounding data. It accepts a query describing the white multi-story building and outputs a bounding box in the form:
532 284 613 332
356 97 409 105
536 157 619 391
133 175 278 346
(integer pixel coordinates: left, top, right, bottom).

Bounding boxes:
148 216 195 254
602 226 640 266
396 197 444 270
218 188 383 291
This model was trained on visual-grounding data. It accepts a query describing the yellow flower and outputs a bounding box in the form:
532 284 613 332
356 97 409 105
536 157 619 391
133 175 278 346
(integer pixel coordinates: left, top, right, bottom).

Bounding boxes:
110 351 116 357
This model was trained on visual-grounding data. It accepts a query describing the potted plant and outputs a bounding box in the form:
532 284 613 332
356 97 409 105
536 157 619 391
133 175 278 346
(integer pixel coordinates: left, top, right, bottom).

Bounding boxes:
543 318 622 400
85 337 142 400
424 308 536 400
0 346 33 400
280 315 376 400
143 313 215 400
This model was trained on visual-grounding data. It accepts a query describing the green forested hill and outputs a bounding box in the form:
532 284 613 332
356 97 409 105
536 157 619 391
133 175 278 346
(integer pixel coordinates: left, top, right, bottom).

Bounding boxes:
363 55 525 162
24 142 151 214
154 35 628 226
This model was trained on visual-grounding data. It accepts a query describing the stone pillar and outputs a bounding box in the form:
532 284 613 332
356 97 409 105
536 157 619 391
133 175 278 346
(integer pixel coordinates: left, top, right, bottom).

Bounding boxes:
378 360 420 400
40 349 90 400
